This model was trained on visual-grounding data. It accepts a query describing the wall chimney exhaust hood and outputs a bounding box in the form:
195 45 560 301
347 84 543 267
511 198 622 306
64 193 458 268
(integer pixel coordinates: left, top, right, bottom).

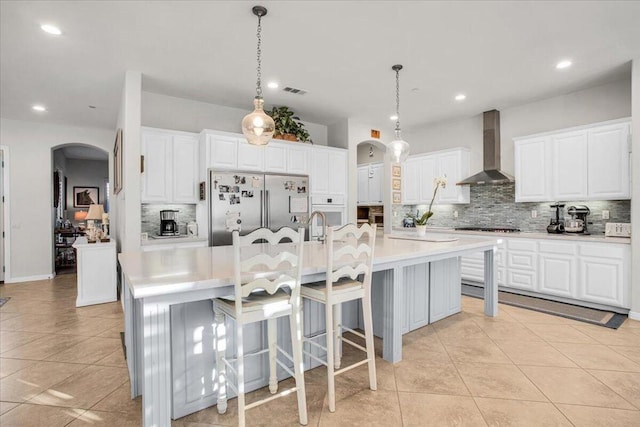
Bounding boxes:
457 109 514 185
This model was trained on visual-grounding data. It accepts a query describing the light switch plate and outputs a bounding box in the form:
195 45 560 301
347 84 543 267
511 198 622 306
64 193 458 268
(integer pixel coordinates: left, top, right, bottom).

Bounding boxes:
531 210 537 218
602 210 610 219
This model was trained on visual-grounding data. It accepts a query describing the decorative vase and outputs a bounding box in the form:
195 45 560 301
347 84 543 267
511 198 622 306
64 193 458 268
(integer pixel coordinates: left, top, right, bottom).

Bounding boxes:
416 224 427 236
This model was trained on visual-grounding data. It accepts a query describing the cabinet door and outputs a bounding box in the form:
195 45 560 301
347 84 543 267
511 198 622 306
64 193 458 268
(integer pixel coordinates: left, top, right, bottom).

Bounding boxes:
514 137 551 202
357 166 369 204
419 156 437 204
402 158 420 204
172 135 199 203
506 240 537 291
404 263 430 332
578 244 629 308
287 145 309 175
328 150 347 196
587 123 630 200
310 148 329 194
538 241 577 298
141 131 171 202
237 141 264 171
209 135 238 170
368 163 383 204
264 142 287 173
437 152 461 203
430 258 462 323
552 131 588 200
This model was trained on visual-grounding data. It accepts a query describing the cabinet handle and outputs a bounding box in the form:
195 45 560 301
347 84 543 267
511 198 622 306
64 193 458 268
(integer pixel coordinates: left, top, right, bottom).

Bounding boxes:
141 155 144 173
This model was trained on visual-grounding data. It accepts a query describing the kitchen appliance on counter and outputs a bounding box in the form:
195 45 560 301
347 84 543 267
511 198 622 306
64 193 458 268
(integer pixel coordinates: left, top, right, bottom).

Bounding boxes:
605 222 631 238
566 205 590 234
209 171 310 246
187 221 198 237
160 210 180 236
547 203 565 234
455 226 521 233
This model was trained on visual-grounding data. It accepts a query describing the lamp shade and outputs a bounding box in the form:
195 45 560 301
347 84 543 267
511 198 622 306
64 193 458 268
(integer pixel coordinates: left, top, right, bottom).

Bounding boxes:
242 97 275 145
74 210 87 221
85 204 105 221
387 130 410 163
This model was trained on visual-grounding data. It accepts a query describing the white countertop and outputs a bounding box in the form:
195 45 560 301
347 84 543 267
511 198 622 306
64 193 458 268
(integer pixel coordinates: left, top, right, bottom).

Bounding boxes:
140 236 208 246
394 227 631 245
119 235 498 299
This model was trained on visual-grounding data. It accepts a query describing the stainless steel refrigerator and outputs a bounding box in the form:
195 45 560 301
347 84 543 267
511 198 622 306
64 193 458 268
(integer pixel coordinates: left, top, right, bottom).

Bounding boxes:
209 170 310 246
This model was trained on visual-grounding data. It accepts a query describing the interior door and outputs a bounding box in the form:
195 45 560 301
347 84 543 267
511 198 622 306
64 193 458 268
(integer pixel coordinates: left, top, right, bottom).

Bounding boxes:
264 174 309 238
0 149 4 281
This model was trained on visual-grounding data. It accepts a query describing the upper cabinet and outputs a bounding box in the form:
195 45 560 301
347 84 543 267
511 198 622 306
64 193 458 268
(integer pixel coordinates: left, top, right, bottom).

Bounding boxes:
141 128 199 203
514 120 630 202
402 148 470 205
310 146 347 197
357 163 383 205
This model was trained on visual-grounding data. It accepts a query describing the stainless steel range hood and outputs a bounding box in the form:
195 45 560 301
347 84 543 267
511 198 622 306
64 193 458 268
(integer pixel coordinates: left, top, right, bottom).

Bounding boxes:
457 109 515 185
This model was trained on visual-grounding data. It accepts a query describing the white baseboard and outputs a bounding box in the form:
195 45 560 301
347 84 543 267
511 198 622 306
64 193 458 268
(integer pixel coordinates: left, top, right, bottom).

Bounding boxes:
5 274 54 284
628 311 640 321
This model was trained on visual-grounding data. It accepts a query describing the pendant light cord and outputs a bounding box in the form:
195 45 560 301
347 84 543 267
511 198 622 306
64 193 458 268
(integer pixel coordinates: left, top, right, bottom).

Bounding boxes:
395 67 401 132
256 13 263 98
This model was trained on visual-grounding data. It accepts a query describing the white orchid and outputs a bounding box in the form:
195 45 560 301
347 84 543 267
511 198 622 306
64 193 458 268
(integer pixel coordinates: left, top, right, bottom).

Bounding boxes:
407 175 448 226
434 176 447 188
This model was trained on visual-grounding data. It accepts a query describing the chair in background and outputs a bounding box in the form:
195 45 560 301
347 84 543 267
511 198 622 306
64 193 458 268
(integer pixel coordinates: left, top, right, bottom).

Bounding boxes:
300 223 377 412
213 227 307 426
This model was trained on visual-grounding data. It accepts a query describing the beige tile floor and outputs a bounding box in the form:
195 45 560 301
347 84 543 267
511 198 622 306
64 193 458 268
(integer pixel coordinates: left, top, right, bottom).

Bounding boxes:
2 275 640 426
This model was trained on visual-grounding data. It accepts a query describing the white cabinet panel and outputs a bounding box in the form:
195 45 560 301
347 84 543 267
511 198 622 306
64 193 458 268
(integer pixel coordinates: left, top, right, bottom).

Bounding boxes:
587 123 630 200
311 149 330 194
287 145 309 175
328 150 347 196
419 156 437 203
430 258 461 323
578 257 624 307
538 255 576 298
172 135 199 203
357 167 369 204
237 141 264 171
402 158 420 205
264 142 287 173
210 135 238 170
438 151 469 204
369 163 383 204
141 131 172 202
552 131 588 200
514 137 550 202
404 264 430 332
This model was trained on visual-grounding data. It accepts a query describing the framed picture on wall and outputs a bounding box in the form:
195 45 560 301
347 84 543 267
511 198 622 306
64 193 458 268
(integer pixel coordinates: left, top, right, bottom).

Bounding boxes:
392 178 401 191
73 186 99 207
393 192 401 204
392 165 401 177
113 129 123 194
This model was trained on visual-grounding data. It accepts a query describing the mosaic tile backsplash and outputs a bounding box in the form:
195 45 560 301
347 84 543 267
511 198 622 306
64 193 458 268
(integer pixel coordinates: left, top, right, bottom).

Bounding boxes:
392 183 630 235
141 204 197 236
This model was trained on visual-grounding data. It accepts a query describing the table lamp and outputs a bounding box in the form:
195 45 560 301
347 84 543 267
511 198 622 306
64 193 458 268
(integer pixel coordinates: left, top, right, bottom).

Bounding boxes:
85 204 105 242
74 210 87 230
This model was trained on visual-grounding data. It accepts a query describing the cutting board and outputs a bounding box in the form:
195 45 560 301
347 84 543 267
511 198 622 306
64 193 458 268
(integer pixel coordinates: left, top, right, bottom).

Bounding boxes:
387 233 458 242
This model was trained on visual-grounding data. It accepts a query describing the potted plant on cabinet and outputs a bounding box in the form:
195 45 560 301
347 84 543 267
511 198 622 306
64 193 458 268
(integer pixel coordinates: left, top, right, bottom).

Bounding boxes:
406 176 447 236
267 106 312 143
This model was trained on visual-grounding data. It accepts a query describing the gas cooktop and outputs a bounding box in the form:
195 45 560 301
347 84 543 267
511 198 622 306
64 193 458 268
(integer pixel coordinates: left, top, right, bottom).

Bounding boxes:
454 226 521 233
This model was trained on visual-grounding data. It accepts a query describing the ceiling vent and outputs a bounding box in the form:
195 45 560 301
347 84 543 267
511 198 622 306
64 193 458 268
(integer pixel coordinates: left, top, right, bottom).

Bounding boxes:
282 86 308 95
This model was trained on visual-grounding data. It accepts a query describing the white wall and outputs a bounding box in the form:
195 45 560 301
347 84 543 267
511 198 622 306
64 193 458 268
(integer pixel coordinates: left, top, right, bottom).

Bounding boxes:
141 91 329 146
404 78 632 175
357 143 385 164
0 118 113 281
65 158 109 221
631 59 640 321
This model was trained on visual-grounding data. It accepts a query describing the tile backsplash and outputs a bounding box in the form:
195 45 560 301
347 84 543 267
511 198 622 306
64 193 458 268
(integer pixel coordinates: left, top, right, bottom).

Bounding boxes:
141 204 197 236
392 183 630 235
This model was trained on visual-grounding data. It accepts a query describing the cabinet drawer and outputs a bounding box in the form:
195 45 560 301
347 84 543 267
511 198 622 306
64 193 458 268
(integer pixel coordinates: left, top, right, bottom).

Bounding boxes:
507 239 537 252
539 241 577 255
579 244 625 259
506 269 536 291
507 251 536 270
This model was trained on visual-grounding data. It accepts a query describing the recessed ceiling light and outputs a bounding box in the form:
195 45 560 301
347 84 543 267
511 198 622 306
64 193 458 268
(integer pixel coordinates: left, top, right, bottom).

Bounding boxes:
267 81 279 89
556 60 572 69
32 105 47 112
455 94 466 101
390 115 398 121
41 24 62 35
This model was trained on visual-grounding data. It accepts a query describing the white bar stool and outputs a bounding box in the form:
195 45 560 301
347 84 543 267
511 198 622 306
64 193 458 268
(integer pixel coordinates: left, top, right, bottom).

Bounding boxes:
300 223 377 412
213 227 308 426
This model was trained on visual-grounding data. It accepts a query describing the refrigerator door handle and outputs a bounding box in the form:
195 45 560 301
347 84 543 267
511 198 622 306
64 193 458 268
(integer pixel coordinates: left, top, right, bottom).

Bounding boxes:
265 190 270 228
260 190 264 228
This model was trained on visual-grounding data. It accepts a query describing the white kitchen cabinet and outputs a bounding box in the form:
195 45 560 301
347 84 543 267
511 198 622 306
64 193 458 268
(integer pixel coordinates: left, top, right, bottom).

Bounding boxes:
357 163 383 205
264 142 287 173
538 241 577 298
419 156 437 203
210 134 238 170
310 146 348 198
403 263 430 332
310 148 330 194
328 150 348 196
506 239 537 292
514 119 631 202
287 145 309 175
237 140 264 171
73 239 117 307
437 150 470 204
142 129 199 203
577 244 629 308
587 123 630 200
402 158 420 205
552 130 589 200
429 258 462 323
514 137 551 202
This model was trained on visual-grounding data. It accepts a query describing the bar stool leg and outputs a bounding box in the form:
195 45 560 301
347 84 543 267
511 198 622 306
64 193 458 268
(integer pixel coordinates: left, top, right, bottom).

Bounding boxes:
333 303 342 370
214 311 228 414
362 293 377 391
268 318 278 394
290 303 308 425
325 301 336 412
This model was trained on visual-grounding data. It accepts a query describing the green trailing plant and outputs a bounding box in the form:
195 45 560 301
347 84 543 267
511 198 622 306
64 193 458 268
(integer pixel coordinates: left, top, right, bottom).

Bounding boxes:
267 106 312 143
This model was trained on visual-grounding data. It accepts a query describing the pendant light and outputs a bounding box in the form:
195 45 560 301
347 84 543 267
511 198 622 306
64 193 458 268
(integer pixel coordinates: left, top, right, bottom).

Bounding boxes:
241 6 275 146
387 64 410 163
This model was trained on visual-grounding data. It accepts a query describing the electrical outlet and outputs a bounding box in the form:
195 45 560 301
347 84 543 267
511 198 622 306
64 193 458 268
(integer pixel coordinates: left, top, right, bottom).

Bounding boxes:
602 210 610 220
453 210 458 218
393 211 398 217
531 210 537 218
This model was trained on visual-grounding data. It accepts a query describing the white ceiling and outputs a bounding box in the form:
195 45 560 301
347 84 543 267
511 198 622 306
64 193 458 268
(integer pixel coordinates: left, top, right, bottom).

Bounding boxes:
1 1 639 132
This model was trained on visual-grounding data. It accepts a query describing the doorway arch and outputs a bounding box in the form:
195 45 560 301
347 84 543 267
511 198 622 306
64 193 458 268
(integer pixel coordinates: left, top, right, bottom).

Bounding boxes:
355 138 391 234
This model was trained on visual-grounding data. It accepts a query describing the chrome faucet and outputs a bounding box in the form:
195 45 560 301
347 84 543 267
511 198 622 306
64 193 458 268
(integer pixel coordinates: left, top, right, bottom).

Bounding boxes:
308 210 327 242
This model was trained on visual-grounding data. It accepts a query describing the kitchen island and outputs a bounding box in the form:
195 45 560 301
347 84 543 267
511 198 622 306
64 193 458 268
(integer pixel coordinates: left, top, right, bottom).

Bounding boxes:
119 234 499 426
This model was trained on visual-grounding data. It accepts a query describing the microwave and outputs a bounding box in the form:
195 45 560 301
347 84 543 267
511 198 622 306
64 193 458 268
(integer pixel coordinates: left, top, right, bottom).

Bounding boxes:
605 223 631 238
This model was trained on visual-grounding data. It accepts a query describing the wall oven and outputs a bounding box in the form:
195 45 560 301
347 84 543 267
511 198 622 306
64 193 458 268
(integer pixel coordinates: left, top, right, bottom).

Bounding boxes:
310 195 346 238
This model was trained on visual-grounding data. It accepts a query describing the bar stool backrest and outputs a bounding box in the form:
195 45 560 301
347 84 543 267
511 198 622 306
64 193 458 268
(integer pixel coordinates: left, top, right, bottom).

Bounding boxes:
325 223 377 293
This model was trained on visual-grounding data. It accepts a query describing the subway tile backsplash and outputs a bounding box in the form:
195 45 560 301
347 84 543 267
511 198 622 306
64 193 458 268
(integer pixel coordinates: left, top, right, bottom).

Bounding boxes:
141 204 197 236
392 183 630 235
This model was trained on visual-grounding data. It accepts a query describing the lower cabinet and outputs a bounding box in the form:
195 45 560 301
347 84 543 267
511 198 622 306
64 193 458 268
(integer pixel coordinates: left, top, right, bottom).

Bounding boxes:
429 258 462 323
578 244 629 307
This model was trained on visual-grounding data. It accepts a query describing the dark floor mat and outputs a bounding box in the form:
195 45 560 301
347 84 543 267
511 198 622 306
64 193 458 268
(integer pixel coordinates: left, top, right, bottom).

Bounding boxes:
0 297 10 307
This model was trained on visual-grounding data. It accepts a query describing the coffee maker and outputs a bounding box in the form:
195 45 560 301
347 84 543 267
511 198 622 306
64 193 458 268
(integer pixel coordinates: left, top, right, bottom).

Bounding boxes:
547 203 565 234
566 205 590 234
160 210 180 236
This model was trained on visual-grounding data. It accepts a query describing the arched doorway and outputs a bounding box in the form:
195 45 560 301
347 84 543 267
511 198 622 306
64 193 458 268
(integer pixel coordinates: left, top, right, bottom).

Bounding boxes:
355 139 390 234
52 143 109 275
